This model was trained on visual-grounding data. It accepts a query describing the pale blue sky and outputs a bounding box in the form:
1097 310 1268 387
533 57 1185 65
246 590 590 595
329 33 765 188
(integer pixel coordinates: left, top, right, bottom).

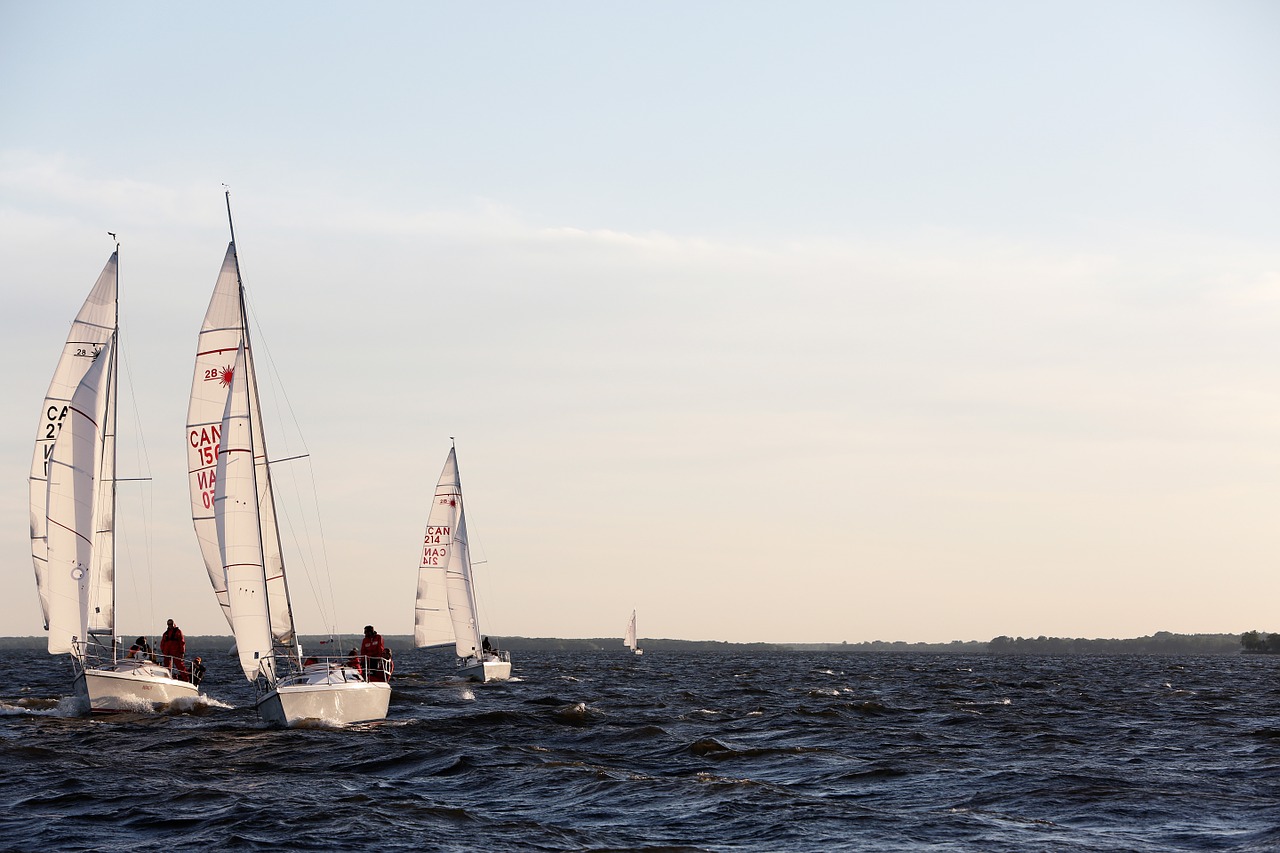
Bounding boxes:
2 2 1279 643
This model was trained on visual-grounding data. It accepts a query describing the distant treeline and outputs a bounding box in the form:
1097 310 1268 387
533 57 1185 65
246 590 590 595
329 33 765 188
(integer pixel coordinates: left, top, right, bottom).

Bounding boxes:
1240 631 1280 654
0 631 1265 655
986 631 1243 655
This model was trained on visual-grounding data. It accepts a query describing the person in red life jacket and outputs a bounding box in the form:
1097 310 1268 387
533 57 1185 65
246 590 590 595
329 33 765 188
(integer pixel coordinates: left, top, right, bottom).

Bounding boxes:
361 625 386 682
160 619 188 679
346 648 363 676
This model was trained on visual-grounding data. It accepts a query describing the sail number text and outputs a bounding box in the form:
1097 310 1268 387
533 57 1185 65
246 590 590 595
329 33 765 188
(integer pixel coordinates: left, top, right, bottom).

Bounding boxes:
38 404 70 474
189 424 222 509
421 526 451 566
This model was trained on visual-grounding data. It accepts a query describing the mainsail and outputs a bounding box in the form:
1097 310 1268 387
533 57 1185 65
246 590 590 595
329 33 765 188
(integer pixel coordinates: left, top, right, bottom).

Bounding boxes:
45 335 114 654
215 342 276 681
30 254 117 629
186 242 294 645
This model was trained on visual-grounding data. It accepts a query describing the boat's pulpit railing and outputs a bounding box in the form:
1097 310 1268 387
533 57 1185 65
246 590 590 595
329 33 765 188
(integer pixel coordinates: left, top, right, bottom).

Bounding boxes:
252 653 285 698
70 636 116 674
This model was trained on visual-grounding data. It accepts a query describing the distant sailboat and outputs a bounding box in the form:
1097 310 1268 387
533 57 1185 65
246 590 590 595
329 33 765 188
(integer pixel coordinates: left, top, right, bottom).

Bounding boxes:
625 610 643 655
33 246 199 711
185 194 390 726
414 444 511 682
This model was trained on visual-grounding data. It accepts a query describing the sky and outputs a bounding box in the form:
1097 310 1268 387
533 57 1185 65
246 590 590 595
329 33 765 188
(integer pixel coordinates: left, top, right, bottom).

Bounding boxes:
2 1 1279 645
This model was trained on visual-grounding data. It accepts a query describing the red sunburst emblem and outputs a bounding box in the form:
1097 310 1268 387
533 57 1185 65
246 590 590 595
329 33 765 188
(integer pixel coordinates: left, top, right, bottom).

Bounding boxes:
219 365 234 387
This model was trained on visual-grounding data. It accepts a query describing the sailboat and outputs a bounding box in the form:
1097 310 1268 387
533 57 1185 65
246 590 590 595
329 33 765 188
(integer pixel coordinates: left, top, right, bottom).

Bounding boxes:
414 445 511 682
32 246 199 711
185 195 390 726
625 610 643 655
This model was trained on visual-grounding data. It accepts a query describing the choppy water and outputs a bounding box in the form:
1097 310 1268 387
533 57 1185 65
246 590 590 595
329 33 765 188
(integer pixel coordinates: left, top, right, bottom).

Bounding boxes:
1 648 1278 851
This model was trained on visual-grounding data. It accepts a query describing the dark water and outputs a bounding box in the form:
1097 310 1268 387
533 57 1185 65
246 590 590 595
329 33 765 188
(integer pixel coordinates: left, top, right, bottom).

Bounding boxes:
2 649 1278 852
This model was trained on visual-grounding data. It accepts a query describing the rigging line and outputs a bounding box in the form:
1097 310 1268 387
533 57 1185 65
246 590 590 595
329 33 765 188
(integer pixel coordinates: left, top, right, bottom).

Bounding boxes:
304 454 339 633
116 315 159 627
241 298 342 632
237 292 338 632
259 414 335 634
240 294 312 459
461 497 497 634
271 477 332 633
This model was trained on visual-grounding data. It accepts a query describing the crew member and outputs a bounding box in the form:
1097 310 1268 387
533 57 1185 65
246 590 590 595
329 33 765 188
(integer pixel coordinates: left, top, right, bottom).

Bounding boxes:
361 625 386 682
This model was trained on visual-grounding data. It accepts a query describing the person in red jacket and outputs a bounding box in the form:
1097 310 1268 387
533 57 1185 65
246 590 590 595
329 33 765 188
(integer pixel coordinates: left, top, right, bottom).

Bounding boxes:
360 625 387 682
160 619 187 679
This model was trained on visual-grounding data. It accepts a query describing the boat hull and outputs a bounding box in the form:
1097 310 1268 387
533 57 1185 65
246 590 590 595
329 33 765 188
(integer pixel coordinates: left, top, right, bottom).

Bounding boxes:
77 662 200 712
256 680 391 726
459 657 512 682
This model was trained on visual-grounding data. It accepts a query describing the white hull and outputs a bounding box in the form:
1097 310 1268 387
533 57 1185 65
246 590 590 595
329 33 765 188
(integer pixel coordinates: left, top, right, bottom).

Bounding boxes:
459 655 512 682
256 677 391 726
77 662 200 712
633 649 644 656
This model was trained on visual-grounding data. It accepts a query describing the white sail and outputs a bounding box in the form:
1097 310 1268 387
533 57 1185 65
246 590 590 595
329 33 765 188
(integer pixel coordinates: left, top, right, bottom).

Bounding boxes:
45 337 113 654
625 610 638 651
186 242 293 644
215 343 276 682
414 448 483 657
30 253 117 629
88 334 116 636
414 480 455 648
447 505 483 658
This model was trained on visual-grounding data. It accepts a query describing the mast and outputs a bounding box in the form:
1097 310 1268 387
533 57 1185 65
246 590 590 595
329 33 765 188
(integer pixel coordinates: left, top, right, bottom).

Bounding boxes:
223 190 300 660
106 233 119 657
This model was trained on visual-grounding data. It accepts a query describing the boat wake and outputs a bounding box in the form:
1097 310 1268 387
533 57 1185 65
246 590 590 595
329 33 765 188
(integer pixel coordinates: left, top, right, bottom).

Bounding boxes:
283 717 344 730
163 694 233 715
0 696 85 717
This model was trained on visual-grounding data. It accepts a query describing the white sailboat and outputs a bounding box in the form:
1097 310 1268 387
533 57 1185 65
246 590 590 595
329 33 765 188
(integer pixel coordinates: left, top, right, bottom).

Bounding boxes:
414 445 511 682
625 610 643 656
185 195 390 726
32 247 199 711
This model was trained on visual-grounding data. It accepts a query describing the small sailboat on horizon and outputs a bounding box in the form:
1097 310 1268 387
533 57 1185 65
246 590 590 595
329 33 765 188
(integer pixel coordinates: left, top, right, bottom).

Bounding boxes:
625 610 643 656
31 244 200 712
185 194 390 726
414 444 511 682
